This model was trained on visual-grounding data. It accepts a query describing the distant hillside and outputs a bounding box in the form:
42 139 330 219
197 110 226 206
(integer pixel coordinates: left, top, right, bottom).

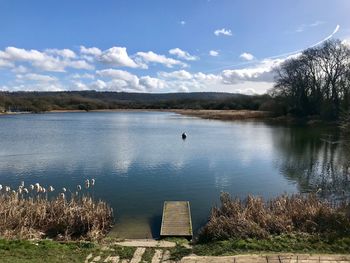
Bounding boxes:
0 91 272 113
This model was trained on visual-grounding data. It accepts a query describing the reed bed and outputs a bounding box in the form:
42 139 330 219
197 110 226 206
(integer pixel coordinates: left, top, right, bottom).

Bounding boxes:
198 193 350 243
0 179 113 240
172 109 269 120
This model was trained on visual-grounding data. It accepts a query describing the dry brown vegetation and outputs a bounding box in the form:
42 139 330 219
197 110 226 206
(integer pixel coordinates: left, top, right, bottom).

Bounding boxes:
198 193 350 243
173 109 270 121
0 180 113 240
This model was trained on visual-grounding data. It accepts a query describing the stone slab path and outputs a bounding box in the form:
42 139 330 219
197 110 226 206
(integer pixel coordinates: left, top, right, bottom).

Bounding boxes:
114 239 176 248
181 254 350 263
86 250 350 263
85 240 350 263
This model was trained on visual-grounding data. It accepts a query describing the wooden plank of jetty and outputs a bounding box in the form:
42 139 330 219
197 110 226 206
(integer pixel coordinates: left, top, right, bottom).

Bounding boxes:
160 201 193 238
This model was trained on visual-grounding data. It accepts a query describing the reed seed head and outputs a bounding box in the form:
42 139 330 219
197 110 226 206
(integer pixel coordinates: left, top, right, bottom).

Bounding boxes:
0 184 2 191
77 185 82 191
62 187 67 192
0 180 113 241
91 179 95 186
48 186 54 192
85 179 90 188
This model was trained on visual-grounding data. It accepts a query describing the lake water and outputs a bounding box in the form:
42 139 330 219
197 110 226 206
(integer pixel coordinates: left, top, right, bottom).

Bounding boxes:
0 111 349 238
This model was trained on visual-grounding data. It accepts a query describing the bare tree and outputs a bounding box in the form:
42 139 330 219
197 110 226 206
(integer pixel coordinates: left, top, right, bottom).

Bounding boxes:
272 39 350 120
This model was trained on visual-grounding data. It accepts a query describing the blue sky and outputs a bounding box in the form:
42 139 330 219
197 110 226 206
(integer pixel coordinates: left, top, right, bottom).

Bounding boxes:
0 0 349 94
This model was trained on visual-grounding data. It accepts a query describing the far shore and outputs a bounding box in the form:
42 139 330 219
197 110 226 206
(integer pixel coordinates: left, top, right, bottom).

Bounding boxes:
1 109 271 120
171 109 270 120
1 109 329 125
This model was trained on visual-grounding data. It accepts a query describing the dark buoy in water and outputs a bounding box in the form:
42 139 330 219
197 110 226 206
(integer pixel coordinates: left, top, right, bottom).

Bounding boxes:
182 132 187 139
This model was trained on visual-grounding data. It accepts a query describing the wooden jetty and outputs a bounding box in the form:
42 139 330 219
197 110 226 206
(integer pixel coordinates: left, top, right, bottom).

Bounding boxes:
160 201 193 238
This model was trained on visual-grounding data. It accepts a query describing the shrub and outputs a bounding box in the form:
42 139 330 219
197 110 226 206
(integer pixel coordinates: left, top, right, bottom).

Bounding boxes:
197 193 350 243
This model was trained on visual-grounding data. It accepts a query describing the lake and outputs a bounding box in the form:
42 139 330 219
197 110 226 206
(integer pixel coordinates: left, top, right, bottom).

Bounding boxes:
0 111 349 238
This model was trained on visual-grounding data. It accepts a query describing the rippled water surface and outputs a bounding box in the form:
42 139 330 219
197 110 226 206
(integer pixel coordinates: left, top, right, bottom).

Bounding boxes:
0 112 349 238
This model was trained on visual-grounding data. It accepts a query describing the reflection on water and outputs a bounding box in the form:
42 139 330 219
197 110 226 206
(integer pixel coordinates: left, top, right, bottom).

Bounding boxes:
273 126 350 199
0 112 349 238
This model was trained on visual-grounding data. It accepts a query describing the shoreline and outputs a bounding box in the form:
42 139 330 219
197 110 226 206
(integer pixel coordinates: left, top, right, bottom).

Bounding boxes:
171 109 270 121
1 108 271 119
0 109 333 126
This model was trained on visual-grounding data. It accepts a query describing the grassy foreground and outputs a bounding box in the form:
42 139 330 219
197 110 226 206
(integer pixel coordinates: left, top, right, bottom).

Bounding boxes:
0 239 137 263
0 235 350 262
193 234 350 256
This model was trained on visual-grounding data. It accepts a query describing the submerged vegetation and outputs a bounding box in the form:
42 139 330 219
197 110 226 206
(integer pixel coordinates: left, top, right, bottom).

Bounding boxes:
197 193 350 243
0 180 113 241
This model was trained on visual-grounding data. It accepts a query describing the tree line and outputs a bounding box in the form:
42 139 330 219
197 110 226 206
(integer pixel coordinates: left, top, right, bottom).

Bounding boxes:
0 91 270 113
271 39 350 120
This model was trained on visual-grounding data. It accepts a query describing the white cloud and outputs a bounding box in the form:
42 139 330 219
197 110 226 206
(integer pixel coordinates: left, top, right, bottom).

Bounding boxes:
136 51 187 68
99 47 140 68
70 80 89 91
80 46 102 56
240 52 254 61
45 48 76 58
96 69 140 90
65 60 93 70
139 76 165 91
158 70 192 80
4 47 45 61
180 21 186 26
70 73 95 79
221 57 286 84
16 73 57 82
169 48 198 61
157 70 222 93
11 65 28 73
0 58 13 68
209 50 219 56
90 80 107 90
97 69 136 80
7 31 342 94
0 47 93 72
214 28 232 36
7 81 64 92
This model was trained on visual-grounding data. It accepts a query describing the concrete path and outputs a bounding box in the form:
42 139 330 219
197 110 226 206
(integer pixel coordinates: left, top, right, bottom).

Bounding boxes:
180 254 350 263
114 239 176 248
130 248 146 263
85 246 350 263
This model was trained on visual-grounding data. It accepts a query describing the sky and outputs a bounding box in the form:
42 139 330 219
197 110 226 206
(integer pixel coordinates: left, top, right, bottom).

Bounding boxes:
0 0 349 94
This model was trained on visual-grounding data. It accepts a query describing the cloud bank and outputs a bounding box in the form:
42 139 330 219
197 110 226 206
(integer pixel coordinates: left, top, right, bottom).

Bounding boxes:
0 25 342 95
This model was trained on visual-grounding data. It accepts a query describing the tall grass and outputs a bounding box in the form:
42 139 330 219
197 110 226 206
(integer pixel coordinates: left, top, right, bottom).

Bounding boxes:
198 193 350 243
0 180 113 240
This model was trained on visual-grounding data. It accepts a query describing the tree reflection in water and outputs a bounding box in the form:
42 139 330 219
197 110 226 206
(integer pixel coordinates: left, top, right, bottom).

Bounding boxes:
273 125 350 200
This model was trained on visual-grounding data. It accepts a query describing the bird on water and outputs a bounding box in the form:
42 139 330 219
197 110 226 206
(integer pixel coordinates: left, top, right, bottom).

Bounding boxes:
182 132 187 139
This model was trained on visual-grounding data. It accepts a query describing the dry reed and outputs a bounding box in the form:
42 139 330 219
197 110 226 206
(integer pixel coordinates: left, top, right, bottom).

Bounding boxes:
0 180 113 241
198 193 350 243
